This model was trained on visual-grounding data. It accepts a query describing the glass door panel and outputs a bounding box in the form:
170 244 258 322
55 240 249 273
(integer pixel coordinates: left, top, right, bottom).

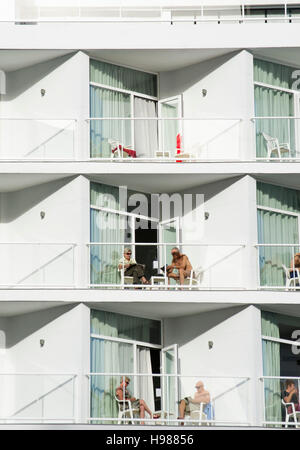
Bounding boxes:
161 344 178 422
158 96 182 156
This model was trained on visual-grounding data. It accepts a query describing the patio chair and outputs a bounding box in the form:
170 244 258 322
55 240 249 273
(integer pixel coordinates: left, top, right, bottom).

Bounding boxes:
282 264 300 289
282 398 300 428
185 402 214 426
118 267 134 286
115 396 139 424
262 132 290 159
178 267 203 290
108 139 136 159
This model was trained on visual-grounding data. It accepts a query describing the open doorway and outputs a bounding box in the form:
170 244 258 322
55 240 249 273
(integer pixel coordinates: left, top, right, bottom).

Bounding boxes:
135 219 158 279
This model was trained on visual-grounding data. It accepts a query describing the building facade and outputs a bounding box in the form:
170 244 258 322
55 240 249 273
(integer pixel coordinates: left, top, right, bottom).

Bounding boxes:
0 0 300 428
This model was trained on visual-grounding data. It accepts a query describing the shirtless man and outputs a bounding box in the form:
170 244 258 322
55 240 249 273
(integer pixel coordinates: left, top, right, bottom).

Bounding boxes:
178 381 210 421
167 247 192 285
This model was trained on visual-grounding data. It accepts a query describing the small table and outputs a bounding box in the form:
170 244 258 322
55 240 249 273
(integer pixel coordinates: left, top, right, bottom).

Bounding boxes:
151 276 168 288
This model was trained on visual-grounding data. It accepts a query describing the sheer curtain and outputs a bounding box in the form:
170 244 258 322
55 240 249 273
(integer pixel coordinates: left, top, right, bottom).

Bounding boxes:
136 347 155 413
134 97 158 158
261 312 281 426
254 59 296 158
161 102 179 154
257 182 300 287
90 338 134 422
90 86 131 158
90 183 124 285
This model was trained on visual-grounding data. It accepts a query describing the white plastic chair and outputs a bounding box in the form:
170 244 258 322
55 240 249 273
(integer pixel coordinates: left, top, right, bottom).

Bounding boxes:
108 139 133 159
115 396 139 424
262 132 290 159
181 267 203 290
282 264 300 289
282 399 300 428
118 267 134 286
185 403 208 426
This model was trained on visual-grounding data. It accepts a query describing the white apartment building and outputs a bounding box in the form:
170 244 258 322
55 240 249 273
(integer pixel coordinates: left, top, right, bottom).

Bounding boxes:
1 0 300 429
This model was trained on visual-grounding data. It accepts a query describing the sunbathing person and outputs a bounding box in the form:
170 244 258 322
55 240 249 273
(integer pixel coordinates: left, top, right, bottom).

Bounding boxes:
118 248 149 285
167 247 192 285
178 381 210 422
116 376 159 424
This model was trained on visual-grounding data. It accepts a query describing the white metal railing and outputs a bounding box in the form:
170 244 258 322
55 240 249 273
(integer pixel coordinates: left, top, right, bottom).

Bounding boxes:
0 243 77 288
256 243 300 290
0 118 76 161
88 242 246 290
9 1 300 24
87 372 251 426
260 376 300 427
252 117 300 161
88 117 243 162
0 373 78 423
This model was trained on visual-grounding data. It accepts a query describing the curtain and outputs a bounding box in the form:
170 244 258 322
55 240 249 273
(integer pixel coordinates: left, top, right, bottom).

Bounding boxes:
90 59 157 97
161 102 179 153
90 183 124 285
254 86 294 157
134 97 158 158
254 59 296 158
90 337 134 422
91 309 161 345
90 85 131 158
136 347 155 413
257 182 300 286
261 312 281 425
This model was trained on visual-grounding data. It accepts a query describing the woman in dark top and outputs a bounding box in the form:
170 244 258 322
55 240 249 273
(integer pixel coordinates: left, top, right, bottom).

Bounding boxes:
283 380 300 413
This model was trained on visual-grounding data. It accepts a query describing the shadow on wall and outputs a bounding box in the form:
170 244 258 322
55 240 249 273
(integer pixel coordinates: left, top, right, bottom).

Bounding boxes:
3 52 77 102
5 304 77 348
159 50 242 98
164 305 249 348
0 175 77 223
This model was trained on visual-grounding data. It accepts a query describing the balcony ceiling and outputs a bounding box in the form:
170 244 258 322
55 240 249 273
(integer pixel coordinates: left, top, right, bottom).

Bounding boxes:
1 47 300 73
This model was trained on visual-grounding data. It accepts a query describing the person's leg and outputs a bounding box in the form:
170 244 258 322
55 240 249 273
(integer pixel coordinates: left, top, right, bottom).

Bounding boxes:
178 399 186 418
131 269 140 284
139 402 145 425
140 399 152 418
135 265 148 284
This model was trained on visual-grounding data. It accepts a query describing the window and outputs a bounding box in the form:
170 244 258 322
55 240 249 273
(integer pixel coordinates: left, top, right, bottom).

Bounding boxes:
257 182 300 287
261 311 300 425
254 59 300 158
89 59 158 158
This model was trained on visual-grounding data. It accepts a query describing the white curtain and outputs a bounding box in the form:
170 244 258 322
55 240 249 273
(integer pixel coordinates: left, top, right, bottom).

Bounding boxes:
136 347 155 413
134 97 158 158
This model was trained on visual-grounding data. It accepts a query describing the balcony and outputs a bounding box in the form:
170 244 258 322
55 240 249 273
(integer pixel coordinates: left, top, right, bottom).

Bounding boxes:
9 1 300 25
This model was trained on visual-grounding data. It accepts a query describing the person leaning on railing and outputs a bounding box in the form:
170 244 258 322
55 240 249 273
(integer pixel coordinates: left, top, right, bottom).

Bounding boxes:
118 248 149 285
116 376 159 424
166 247 192 285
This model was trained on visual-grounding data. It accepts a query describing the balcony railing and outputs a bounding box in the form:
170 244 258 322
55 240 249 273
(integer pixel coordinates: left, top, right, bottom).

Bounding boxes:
256 244 300 290
0 119 76 160
88 372 251 426
260 376 300 428
253 117 300 161
0 373 77 423
0 243 76 288
88 242 246 290
88 117 243 162
9 1 300 25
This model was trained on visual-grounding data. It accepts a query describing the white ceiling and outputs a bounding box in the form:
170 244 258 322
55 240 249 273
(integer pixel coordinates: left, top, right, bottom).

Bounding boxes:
0 301 74 317
0 47 300 74
0 173 70 192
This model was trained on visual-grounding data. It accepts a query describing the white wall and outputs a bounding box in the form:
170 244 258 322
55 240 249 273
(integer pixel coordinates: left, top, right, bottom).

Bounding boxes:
178 175 258 289
0 51 89 160
159 50 255 160
0 175 90 288
0 303 90 422
164 305 263 426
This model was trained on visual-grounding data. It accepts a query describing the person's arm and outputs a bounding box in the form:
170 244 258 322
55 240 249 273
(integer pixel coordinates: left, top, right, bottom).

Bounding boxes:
118 258 131 270
284 389 297 403
116 387 125 401
185 256 193 272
